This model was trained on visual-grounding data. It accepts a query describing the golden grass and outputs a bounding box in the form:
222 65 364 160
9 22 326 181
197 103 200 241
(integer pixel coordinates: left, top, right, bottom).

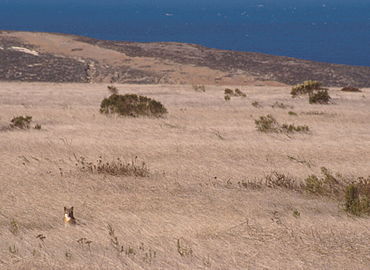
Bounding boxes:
0 82 369 269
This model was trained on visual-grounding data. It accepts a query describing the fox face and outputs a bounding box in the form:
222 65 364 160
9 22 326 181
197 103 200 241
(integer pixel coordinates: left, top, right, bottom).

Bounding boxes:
64 206 76 225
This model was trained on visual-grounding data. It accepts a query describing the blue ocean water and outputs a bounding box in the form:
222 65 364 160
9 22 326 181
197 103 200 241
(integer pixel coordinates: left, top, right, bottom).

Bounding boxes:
0 0 369 66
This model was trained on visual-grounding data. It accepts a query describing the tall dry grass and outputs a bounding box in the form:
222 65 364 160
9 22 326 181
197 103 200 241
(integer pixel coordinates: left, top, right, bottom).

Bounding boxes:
0 82 369 269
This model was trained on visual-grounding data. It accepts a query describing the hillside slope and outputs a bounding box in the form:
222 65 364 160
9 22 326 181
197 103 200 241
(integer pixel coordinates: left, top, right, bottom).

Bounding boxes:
0 31 369 86
0 83 369 269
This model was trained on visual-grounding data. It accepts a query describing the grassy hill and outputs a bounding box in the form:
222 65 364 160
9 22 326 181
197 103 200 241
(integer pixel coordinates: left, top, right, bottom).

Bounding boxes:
0 82 369 269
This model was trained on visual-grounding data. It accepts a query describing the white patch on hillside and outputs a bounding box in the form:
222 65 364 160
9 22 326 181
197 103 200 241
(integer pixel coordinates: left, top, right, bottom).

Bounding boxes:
10 46 39 56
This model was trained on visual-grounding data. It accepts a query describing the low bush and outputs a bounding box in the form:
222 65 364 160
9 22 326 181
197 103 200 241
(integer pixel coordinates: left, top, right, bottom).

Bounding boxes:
281 123 309 133
100 94 167 117
75 156 149 177
291 80 322 97
251 101 262 108
264 172 298 190
234 88 246 97
302 167 343 197
272 102 293 109
10 116 32 129
344 179 370 216
288 111 298 116
255 114 309 134
341 86 361 92
224 88 234 95
224 88 246 99
255 114 280 133
309 89 331 104
193 85 206 92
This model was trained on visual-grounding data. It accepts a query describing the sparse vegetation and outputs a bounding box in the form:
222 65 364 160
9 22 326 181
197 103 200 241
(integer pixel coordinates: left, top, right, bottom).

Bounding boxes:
301 168 370 215
9 219 19 236
224 88 246 100
107 224 124 253
75 155 149 177
107 85 119 95
281 123 309 133
288 111 297 116
309 89 331 104
234 88 246 97
341 86 361 92
224 88 234 96
177 239 193 257
255 114 280 133
239 168 370 216
272 102 293 109
344 180 370 216
251 101 262 108
10 115 32 129
100 94 167 117
303 167 343 198
291 80 322 97
264 171 298 190
292 209 301 218
192 84 206 92
255 114 309 134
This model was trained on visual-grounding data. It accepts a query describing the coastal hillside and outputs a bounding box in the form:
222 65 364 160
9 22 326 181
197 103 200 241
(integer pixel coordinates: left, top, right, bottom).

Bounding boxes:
0 82 369 269
1 31 369 86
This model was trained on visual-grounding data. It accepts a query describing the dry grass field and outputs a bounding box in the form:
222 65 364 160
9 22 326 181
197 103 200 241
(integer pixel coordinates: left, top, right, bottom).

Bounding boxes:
0 82 369 269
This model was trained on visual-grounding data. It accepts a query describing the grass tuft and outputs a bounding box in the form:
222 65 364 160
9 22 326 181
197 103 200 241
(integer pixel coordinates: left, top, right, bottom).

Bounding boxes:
75 156 150 177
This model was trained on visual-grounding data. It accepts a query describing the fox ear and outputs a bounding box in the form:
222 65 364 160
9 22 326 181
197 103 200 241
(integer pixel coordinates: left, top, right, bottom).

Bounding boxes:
64 206 67 211
71 206 74 211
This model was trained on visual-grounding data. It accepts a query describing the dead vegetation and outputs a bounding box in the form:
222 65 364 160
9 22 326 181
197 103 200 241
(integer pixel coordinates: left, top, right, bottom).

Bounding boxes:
255 114 309 134
341 86 361 92
0 83 369 270
75 155 150 177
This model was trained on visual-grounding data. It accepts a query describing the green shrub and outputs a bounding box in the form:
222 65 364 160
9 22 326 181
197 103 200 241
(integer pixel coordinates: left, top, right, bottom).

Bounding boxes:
224 88 246 97
10 116 32 129
303 167 343 197
288 111 297 116
291 80 322 97
255 114 309 134
304 175 324 194
224 88 234 95
255 114 280 132
292 209 301 218
100 94 167 117
344 179 370 216
309 89 331 104
234 88 246 97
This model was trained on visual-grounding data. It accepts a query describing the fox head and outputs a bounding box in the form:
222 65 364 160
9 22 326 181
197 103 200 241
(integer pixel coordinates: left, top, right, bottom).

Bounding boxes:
64 206 75 219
